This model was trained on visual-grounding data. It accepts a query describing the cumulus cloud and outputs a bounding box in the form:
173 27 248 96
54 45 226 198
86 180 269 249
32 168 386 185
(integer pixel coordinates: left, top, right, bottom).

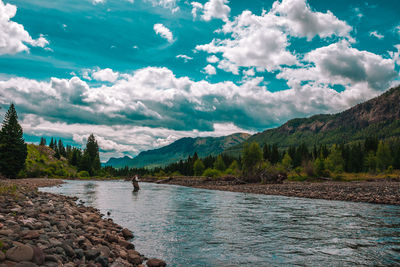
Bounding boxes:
92 68 119 82
278 40 397 91
271 0 353 41
370 31 384 39
153 23 174 43
203 64 216 75
0 0 49 55
207 55 219 63
196 0 353 74
191 0 231 22
176 54 193 62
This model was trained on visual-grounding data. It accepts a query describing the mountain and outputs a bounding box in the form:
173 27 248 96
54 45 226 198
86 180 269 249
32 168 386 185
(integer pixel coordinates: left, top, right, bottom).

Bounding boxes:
224 86 400 155
105 133 251 168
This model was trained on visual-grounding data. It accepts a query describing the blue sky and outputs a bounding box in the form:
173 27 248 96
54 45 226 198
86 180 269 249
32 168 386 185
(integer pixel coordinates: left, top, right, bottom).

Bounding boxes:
1 0 399 161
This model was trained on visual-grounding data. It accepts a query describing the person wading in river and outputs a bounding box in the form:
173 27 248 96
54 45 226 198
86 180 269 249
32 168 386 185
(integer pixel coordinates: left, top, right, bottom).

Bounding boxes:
132 174 140 192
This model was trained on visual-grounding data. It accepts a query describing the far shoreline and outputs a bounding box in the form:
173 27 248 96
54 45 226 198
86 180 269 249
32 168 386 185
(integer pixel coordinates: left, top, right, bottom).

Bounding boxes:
140 176 400 206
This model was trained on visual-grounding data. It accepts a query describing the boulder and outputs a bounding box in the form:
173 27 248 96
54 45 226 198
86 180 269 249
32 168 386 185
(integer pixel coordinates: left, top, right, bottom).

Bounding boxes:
15 261 38 267
6 244 34 262
146 258 166 267
0 251 5 262
31 246 44 265
127 250 142 265
121 228 133 240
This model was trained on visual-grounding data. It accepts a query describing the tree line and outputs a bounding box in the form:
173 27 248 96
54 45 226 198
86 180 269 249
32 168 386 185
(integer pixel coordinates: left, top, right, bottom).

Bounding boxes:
0 104 101 178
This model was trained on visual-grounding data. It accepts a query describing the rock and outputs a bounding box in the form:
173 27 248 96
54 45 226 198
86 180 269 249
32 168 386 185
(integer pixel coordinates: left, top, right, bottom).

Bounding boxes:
61 244 75 258
0 230 13 236
97 246 111 258
105 234 119 243
85 249 100 261
121 228 133 240
110 258 130 267
74 249 84 259
6 244 34 262
23 230 40 239
44 255 59 262
127 250 142 265
0 251 5 262
31 246 44 265
118 239 135 250
95 256 109 267
15 262 38 267
146 258 166 267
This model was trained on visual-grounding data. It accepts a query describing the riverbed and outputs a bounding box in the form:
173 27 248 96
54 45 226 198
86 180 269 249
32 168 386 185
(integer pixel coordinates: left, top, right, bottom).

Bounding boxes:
41 180 400 266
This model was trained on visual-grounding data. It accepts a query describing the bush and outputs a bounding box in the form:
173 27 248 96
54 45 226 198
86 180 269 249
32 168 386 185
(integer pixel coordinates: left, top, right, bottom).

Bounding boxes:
78 171 90 178
202 168 222 178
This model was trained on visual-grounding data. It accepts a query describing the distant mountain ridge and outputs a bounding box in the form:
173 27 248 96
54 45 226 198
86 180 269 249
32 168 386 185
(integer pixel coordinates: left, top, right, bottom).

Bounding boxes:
105 133 251 168
224 86 400 155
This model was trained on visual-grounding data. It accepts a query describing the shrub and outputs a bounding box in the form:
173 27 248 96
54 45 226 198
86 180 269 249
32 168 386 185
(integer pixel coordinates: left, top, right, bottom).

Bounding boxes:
78 171 90 178
202 168 221 178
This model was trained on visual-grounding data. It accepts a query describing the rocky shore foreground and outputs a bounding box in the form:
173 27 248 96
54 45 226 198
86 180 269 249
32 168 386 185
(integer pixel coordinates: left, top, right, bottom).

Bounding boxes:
143 176 400 205
0 179 166 267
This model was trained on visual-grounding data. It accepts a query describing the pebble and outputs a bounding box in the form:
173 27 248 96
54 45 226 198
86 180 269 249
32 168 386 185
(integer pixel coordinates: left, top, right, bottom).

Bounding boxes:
0 179 165 267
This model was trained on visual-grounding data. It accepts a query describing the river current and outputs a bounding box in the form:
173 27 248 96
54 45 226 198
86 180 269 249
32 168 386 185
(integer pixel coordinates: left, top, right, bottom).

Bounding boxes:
40 180 400 266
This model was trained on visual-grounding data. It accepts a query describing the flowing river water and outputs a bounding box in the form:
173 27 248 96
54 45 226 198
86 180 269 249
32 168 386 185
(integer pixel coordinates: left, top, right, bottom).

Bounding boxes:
40 180 400 266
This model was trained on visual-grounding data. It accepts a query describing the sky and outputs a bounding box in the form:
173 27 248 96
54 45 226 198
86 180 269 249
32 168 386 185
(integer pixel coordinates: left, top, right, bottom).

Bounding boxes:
1 0 400 161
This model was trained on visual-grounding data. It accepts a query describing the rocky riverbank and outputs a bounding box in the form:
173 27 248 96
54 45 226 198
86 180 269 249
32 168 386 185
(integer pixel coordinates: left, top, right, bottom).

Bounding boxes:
0 179 166 267
142 176 400 205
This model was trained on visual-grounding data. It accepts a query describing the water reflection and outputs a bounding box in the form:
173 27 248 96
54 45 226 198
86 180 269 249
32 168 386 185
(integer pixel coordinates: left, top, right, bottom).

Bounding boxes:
40 180 400 266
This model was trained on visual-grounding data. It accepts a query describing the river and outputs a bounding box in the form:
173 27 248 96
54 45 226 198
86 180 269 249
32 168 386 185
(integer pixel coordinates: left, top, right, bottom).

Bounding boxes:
40 180 400 266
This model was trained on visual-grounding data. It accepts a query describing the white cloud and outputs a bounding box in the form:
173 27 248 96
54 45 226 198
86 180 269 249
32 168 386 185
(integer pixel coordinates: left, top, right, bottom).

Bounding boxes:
176 54 193 62
397 26 400 35
389 44 400 66
370 31 384 39
203 64 216 75
191 2 203 19
271 0 353 41
20 114 250 161
147 0 179 13
0 0 49 55
153 23 174 43
192 0 231 22
92 0 105 4
243 68 255 76
207 55 219 63
196 0 353 74
92 68 119 82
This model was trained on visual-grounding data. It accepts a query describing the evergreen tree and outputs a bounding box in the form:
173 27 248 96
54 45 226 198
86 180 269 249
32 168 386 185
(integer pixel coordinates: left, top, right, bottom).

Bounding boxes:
0 104 27 178
282 152 293 171
214 155 226 171
364 151 377 173
376 141 392 171
242 142 263 176
49 138 54 150
58 139 66 157
39 137 46 146
325 144 344 173
263 144 271 161
193 159 205 176
270 144 280 164
82 134 101 175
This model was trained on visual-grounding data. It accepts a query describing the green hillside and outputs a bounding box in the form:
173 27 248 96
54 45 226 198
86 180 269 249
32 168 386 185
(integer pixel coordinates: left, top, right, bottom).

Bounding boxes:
106 133 251 168
21 144 78 178
225 86 400 156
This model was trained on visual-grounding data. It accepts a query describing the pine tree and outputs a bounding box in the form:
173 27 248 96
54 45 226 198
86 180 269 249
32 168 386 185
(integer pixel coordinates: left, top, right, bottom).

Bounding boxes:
214 155 226 171
82 134 101 176
282 152 293 171
376 141 392 171
58 139 66 157
0 104 27 178
193 159 205 176
39 137 46 146
49 138 54 149
325 144 344 173
242 142 263 176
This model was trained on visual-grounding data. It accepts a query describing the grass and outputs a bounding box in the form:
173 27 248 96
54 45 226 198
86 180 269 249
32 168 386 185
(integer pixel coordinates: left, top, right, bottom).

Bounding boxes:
0 184 18 195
